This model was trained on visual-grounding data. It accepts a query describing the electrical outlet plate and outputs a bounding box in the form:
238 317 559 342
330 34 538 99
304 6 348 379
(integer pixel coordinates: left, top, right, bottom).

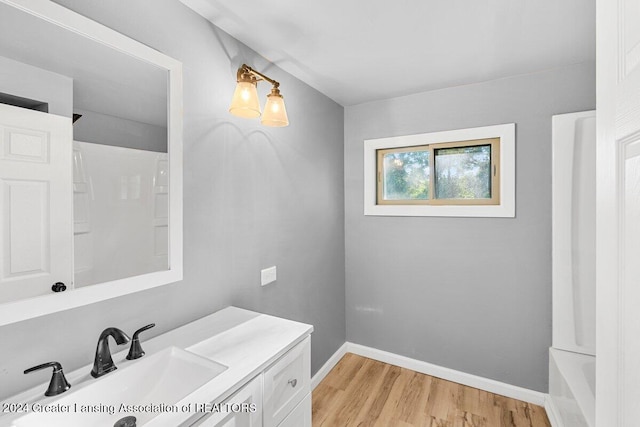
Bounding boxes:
261 266 277 286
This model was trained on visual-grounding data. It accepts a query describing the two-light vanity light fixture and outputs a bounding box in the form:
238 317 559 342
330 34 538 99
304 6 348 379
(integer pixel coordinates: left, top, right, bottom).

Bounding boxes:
229 64 289 127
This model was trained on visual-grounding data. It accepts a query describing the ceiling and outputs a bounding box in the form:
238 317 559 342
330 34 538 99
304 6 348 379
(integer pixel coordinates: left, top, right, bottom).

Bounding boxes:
181 0 595 106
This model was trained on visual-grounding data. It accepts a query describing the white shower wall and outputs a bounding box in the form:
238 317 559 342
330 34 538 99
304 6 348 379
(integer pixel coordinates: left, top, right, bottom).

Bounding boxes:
73 141 168 288
549 110 596 427
552 111 596 356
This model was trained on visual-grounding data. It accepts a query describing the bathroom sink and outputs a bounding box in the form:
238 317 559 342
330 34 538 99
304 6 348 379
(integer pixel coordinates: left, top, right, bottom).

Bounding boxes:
12 346 227 427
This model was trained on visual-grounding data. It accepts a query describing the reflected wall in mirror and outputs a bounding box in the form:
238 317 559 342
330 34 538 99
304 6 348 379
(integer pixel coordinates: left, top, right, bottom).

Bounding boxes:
0 0 183 325
72 141 169 288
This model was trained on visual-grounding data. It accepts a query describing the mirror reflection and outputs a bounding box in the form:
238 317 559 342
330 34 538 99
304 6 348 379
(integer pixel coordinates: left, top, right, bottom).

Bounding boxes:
0 2 169 303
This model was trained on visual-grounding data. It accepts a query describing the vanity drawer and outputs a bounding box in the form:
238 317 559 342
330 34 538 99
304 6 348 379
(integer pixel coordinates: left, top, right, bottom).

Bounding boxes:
263 336 310 427
190 375 263 426
278 393 311 427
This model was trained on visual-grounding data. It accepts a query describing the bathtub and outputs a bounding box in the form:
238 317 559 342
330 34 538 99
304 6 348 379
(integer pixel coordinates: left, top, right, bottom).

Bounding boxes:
548 348 595 427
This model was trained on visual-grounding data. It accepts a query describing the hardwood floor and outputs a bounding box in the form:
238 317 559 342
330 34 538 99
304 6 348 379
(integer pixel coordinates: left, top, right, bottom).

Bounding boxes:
312 353 551 427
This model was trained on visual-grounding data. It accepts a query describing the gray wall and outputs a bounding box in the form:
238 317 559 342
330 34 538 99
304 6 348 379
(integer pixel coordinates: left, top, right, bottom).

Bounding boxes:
73 108 168 152
0 0 345 399
344 63 595 392
0 55 167 151
0 55 72 116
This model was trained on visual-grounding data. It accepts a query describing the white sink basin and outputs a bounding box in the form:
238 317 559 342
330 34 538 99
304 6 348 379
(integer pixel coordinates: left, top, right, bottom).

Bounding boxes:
12 347 227 427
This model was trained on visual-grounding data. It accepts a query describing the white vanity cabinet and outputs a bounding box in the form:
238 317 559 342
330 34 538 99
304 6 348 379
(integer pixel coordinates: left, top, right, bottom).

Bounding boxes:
191 376 263 427
277 394 311 427
263 337 311 427
190 336 311 427
0 307 313 427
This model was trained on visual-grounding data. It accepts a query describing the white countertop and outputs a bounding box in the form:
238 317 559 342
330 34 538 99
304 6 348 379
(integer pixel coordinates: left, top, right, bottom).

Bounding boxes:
0 307 313 426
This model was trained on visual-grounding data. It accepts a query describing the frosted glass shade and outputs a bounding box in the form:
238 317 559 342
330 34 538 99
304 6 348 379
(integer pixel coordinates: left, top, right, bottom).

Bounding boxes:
229 81 261 118
261 93 289 127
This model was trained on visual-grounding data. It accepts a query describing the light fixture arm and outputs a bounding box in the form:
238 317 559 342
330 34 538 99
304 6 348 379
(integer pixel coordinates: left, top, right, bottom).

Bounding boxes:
239 63 280 89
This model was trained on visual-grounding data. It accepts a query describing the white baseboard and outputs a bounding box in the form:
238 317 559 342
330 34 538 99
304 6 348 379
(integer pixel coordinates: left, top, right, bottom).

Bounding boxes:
313 341 547 406
545 395 563 427
347 342 546 406
311 342 348 390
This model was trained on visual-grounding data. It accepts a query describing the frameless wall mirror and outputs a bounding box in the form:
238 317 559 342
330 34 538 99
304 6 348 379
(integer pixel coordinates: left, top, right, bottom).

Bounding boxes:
0 0 183 326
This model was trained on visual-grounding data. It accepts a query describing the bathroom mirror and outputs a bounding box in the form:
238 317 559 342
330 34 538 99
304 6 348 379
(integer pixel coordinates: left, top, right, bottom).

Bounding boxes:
0 0 183 326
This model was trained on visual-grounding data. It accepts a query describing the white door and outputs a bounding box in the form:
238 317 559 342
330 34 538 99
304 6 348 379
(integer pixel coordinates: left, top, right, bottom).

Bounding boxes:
0 103 73 303
596 0 640 425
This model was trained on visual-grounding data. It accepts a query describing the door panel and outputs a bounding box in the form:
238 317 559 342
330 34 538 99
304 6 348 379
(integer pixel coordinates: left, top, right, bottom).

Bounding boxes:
622 139 640 422
4 180 48 275
597 0 640 424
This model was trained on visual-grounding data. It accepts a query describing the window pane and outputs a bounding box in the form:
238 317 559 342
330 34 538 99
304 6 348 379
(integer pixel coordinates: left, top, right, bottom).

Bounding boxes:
434 145 491 199
382 150 430 200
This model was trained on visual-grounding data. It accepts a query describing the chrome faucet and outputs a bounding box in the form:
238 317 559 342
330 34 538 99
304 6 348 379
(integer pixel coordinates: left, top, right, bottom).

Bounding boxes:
91 327 130 378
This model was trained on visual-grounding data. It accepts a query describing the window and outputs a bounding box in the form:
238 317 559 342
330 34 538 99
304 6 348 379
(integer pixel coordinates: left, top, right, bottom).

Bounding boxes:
364 124 515 217
377 138 500 205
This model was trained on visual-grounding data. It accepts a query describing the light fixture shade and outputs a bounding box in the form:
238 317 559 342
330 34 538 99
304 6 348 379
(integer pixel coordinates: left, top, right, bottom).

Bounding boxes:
229 81 261 118
261 90 289 127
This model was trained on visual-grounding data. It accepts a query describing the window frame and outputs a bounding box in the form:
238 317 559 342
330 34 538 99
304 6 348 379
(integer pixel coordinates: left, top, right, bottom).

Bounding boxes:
364 123 515 217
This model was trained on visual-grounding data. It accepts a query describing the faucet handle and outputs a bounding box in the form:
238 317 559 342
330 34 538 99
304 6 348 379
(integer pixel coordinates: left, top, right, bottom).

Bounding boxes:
24 361 71 396
126 323 155 360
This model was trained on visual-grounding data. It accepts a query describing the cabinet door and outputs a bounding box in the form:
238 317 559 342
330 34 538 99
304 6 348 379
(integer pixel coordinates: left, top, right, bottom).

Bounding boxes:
277 393 311 427
263 337 310 427
191 375 262 427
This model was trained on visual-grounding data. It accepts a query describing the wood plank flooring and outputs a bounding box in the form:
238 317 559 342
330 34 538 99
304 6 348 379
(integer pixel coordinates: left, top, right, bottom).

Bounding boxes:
312 353 551 427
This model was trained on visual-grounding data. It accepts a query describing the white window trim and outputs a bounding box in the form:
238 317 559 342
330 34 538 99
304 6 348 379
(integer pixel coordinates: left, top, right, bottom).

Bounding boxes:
364 123 516 217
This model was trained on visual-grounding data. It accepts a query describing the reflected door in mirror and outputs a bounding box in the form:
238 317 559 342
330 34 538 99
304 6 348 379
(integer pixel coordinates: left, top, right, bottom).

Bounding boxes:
0 0 182 326
0 103 73 303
